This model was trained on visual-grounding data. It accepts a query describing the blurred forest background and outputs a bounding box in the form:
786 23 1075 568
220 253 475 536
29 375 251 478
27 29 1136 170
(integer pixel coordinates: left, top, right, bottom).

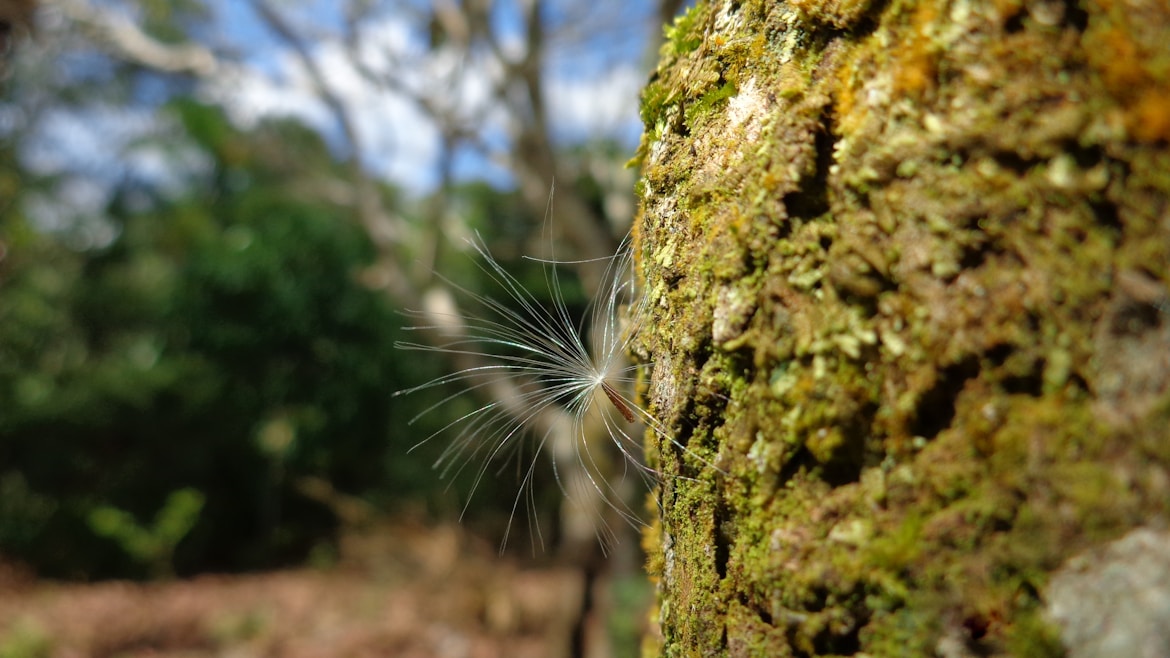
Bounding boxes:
0 0 682 588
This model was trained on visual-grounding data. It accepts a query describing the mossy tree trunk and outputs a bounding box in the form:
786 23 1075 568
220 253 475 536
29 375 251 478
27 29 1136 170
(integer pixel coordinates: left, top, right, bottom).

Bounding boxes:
632 0 1170 656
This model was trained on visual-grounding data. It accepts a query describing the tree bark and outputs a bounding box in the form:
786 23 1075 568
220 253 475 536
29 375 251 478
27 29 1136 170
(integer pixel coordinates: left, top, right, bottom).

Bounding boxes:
633 0 1170 655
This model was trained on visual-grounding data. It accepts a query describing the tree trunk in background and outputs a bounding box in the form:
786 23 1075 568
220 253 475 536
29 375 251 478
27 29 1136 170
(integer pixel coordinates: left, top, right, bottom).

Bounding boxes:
633 0 1170 656
0 0 36 75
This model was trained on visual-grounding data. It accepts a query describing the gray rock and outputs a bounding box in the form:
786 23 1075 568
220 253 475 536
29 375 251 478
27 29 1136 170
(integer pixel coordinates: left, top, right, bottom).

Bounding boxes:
1046 527 1170 658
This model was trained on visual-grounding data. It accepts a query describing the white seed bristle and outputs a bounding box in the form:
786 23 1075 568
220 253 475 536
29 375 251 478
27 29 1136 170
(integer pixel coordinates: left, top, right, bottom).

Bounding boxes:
394 231 709 553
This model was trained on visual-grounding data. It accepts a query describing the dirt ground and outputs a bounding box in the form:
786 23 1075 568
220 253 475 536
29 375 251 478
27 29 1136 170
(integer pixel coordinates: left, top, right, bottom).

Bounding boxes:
0 520 642 658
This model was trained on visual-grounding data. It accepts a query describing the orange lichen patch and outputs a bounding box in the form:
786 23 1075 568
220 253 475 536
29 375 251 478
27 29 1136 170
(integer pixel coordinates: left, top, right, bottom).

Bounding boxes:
892 2 941 98
1130 88 1170 143
832 46 881 140
833 60 860 130
1084 2 1170 142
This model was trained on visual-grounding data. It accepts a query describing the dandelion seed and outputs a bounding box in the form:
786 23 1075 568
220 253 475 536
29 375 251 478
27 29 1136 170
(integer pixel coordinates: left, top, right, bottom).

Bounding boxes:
601 381 636 423
393 228 681 552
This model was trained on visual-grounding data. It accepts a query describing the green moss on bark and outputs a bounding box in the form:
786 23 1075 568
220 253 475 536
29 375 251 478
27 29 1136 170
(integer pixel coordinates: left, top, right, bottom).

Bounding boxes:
634 1 1170 656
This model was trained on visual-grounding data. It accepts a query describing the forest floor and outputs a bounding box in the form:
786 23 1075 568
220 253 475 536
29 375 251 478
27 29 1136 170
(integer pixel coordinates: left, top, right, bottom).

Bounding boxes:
0 519 645 658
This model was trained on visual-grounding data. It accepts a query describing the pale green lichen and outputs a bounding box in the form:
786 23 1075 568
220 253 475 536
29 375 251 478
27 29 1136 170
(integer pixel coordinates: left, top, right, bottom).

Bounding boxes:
634 0 1170 656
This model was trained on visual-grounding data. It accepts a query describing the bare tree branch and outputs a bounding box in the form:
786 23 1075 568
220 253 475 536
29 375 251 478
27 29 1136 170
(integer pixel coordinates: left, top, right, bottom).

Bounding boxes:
0 0 36 75
50 0 217 75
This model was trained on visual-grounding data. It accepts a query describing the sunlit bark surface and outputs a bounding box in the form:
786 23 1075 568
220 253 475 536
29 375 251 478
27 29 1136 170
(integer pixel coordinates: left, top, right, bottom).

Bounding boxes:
634 1 1170 655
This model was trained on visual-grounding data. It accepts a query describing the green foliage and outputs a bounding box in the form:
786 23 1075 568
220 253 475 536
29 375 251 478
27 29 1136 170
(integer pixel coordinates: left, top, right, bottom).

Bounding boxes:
139 0 210 44
0 101 421 577
0 621 50 658
0 474 56 554
609 574 653 658
87 488 205 578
